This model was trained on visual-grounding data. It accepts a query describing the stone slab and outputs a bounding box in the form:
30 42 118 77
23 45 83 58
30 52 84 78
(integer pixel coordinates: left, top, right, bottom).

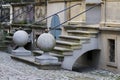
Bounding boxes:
11 55 61 70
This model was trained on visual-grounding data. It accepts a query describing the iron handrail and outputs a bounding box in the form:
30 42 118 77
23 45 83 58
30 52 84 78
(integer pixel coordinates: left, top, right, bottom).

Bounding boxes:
49 3 102 31
29 2 101 32
33 2 81 24
0 2 102 32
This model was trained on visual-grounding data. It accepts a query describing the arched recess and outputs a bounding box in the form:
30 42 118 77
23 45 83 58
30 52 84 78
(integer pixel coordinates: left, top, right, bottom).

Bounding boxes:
50 14 61 39
72 49 100 72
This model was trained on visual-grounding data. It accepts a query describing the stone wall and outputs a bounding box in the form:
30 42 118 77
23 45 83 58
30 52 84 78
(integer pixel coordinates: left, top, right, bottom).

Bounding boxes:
99 29 120 73
35 5 46 22
47 2 65 28
86 0 101 3
69 1 85 23
101 0 120 27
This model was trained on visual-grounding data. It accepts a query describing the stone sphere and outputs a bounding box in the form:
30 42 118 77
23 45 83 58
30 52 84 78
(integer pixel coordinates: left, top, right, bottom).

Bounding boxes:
13 30 29 46
37 33 56 52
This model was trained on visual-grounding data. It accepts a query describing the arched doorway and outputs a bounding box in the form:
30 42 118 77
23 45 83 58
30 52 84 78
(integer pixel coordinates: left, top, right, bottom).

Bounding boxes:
51 14 61 39
72 49 100 72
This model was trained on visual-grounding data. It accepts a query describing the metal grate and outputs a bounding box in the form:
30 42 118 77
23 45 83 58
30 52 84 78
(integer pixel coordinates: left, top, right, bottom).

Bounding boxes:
108 39 115 62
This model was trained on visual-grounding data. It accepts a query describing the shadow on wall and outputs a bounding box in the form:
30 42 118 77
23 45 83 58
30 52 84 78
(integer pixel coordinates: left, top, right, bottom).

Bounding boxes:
72 49 100 72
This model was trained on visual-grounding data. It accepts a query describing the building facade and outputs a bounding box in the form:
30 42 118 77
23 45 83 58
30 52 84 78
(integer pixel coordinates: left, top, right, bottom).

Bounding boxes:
1 0 120 73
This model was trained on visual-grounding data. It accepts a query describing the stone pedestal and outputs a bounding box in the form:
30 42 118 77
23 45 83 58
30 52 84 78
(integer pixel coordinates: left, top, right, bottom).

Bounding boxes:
35 32 60 69
12 47 31 56
35 52 59 65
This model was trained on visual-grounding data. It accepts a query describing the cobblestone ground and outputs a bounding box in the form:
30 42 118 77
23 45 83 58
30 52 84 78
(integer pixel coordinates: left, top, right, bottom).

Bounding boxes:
0 51 120 80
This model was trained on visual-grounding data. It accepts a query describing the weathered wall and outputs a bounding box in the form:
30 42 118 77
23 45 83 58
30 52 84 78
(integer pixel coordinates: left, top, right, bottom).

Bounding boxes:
86 0 101 3
13 6 26 23
47 2 65 28
47 0 86 28
35 5 46 22
69 1 85 23
101 0 120 27
106 2 120 22
70 1 85 22
99 30 120 73
86 5 101 24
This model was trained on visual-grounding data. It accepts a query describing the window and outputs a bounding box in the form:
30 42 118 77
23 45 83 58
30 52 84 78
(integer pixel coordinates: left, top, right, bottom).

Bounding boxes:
108 39 115 62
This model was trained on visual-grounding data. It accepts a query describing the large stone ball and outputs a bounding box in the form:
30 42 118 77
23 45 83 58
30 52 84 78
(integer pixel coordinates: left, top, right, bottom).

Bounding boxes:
37 33 56 52
13 30 29 46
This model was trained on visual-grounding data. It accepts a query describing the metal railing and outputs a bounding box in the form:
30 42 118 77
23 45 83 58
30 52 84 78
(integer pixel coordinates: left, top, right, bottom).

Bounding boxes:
33 2 81 25
0 2 102 32
49 3 102 31
30 2 102 32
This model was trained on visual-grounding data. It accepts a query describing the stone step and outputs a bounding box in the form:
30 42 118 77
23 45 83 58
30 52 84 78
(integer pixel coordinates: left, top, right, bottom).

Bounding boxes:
63 24 99 32
75 24 99 31
5 36 13 40
59 35 90 43
3 40 12 44
67 30 98 37
67 21 85 25
0 45 7 51
11 55 61 70
52 46 73 55
56 40 81 49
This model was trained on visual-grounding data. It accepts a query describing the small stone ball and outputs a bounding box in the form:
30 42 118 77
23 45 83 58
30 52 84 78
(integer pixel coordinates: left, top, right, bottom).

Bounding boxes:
13 30 29 46
37 33 56 52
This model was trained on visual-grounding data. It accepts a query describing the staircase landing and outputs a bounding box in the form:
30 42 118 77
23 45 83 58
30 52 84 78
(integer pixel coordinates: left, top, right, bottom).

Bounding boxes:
11 55 61 70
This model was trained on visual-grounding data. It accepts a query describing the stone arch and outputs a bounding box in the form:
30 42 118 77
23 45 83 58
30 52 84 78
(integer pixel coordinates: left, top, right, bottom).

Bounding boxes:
72 49 100 72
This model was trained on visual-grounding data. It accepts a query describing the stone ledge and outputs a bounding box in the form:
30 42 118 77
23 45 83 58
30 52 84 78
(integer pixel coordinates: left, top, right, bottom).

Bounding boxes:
100 22 120 27
99 27 120 32
102 0 120 2
11 55 61 70
63 24 99 29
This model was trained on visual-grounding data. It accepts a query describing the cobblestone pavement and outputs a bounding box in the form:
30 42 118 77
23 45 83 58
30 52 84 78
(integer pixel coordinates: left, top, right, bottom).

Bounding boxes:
0 51 120 80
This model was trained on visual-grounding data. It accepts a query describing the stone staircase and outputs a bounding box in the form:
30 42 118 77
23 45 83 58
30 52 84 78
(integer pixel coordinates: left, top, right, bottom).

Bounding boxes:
0 29 13 51
50 24 99 55
32 24 100 70
10 23 100 70
51 24 99 70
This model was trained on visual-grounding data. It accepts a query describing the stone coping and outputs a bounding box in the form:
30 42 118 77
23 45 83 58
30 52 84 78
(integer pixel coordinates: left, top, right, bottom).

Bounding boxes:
102 0 120 2
63 24 99 29
64 23 120 32
100 22 120 27
99 27 120 32
11 24 47 29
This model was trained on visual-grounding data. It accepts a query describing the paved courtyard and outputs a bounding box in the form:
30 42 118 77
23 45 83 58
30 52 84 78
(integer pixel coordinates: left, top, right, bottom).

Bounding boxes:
0 51 120 80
